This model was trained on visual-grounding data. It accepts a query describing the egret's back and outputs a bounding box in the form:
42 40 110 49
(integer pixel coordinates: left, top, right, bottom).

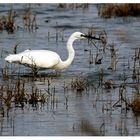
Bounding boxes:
5 50 60 69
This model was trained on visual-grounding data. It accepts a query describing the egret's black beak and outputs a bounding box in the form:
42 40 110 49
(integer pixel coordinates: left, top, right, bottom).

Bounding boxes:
81 34 100 40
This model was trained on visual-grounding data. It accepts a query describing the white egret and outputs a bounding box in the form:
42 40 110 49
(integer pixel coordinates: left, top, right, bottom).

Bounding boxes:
5 32 100 72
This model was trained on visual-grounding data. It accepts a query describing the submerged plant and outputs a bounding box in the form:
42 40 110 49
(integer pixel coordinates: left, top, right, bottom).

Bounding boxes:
103 80 115 89
113 84 131 111
23 6 38 31
1 65 10 80
13 43 20 54
132 48 140 61
95 53 102 65
108 43 118 71
71 76 88 92
0 9 16 33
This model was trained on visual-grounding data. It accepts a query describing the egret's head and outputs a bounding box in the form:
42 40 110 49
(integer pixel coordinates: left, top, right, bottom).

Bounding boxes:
73 32 100 40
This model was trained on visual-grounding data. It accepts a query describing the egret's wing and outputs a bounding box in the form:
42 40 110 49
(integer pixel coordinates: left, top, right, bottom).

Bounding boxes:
22 50 60 68
5 50 60 69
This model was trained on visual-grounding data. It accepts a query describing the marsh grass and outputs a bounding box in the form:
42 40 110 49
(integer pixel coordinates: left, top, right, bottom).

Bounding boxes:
1 65 10 80
108 43 118 71
98 4 140 18
131 49 140 82
0 6 38 33
23 6 38 31
57 4 89 10
113 84 131 112
28 85 46 106
13 43 20 54
71 76 89 92
89 50 94 64
0 8 15 33
86 26 107 67
103 80 115 89
95 53 102 65
14 80 28 107
86 26 100 49
0 78 49 113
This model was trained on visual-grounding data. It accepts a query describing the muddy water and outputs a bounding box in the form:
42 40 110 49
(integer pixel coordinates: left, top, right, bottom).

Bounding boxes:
0 4 140 136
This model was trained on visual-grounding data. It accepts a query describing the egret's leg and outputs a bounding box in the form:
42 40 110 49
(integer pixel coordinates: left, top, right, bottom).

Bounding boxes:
53 70 61 77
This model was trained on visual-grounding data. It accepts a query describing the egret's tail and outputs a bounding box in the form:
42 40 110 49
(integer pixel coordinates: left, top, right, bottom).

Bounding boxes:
5 54 20 63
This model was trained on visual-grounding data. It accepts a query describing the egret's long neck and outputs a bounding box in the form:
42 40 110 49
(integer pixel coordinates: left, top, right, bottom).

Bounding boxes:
54 35 76 70
65 36 75 64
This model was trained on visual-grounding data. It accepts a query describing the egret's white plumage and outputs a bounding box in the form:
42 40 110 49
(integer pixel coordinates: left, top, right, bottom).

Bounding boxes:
5 32 100 71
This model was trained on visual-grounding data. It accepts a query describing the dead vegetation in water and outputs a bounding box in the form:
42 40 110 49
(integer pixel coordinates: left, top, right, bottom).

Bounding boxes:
110 47 140 113
22 6 38 30
131 49 140 81
132 48 140 61
0 77 58 115
112 81 140 114
86 26 107 50
13 43 21 54
85 26 108 66
113 84 131 111
103 80 116 89
97 4 140 18
57 3 89 10
108 43 119 71
0 9 16 33
1 65 10 80
95 53 102 65
0 66 60 116
0 6 38 33
71 76 89 92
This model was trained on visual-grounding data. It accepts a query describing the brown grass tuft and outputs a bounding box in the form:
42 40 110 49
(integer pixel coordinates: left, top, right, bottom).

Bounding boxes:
98 4 140 18
71 76 88 92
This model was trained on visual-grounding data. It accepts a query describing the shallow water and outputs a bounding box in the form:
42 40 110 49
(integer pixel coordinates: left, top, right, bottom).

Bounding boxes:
0 4 140 136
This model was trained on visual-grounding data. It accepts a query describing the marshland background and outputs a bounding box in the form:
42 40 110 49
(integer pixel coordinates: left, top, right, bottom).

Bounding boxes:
0 3 140 136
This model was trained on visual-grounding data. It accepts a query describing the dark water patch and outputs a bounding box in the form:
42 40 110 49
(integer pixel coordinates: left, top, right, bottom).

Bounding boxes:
52 15 74 19
52 24 80 29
